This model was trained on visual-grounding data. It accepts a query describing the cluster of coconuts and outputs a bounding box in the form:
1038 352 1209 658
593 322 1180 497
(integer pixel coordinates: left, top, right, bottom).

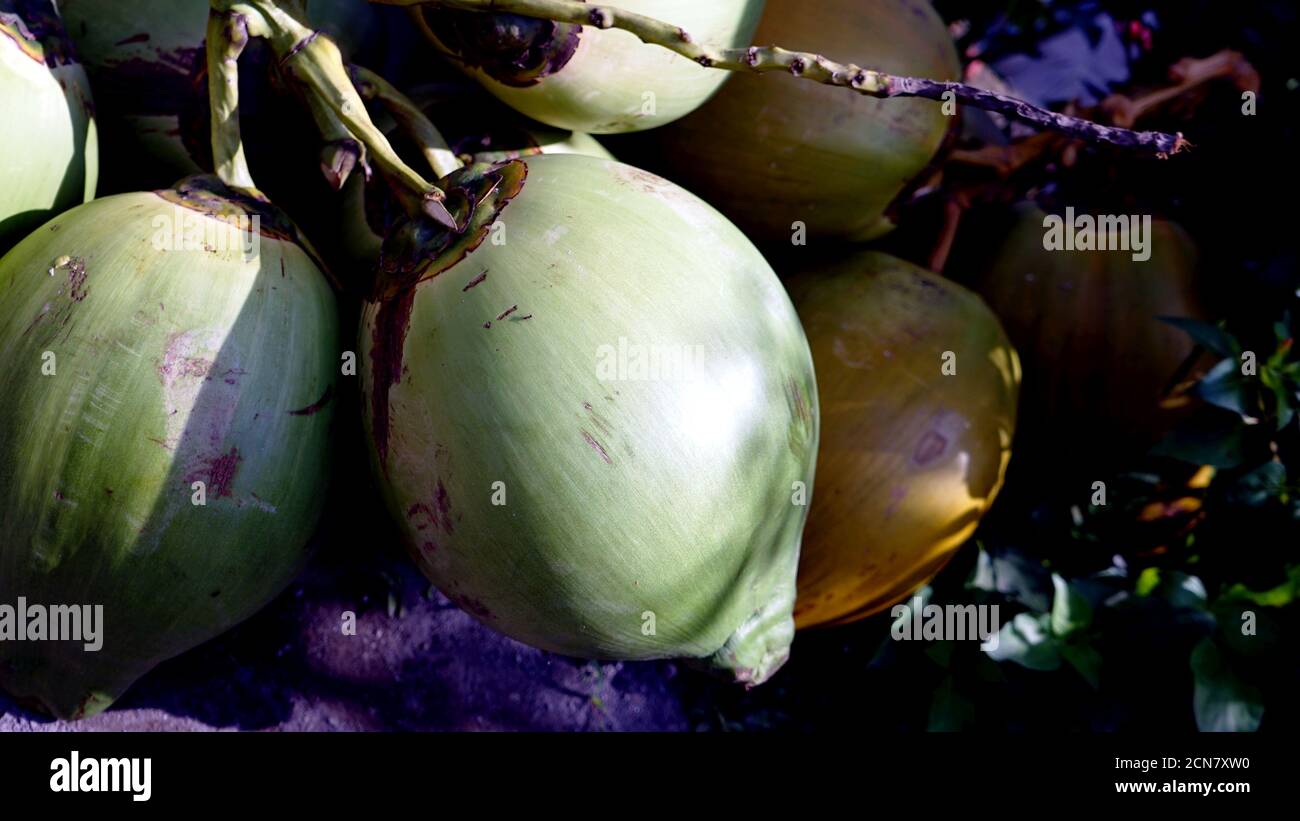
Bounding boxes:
0 0 1186 719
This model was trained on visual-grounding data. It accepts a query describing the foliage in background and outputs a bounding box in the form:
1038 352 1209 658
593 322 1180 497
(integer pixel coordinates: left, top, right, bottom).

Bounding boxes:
689 0 1299 732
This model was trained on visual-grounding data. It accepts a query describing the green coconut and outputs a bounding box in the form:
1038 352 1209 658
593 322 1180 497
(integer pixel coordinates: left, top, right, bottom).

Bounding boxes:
360 154 818 684
416 0 766 134
0 176 338 719
58 0 212 186
0 0 97 251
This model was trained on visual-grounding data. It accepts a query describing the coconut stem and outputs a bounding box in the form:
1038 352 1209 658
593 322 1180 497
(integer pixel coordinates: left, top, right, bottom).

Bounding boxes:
390 0 1189 157
207 9 257 190
348 63 465 179
302 90 364 191
213 0 459 228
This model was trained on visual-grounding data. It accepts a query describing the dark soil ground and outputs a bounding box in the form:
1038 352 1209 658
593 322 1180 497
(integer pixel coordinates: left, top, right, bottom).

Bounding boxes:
0 539 697 732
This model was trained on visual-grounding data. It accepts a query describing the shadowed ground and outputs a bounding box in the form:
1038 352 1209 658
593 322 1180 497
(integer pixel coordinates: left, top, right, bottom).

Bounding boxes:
0 537 696 732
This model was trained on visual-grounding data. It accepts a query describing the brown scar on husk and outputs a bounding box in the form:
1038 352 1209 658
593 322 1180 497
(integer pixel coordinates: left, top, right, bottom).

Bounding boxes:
581 430 613 465
368 162 528 470
406 480 454 536
153 176 300 243
913 430 948 465
583 402 613 437
184 446 242 497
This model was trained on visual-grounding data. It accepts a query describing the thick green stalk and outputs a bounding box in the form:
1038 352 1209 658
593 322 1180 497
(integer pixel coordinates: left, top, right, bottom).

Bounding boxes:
302 89 363 190
212 0 458 227
383 0 1188 156
206 9 256 190
348 63 464 179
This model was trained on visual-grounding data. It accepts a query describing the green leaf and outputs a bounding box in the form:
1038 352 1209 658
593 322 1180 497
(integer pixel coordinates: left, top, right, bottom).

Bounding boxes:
1223 564 1300 607
967 545 996 593
1195 358 1249 416
1159 316 1237 357
1277 404 1296 432
1135 567 1162 597
1050 573 1093 638
1226 461 1287 507
1151 408 1248 468
927 675 976 732
963 545 1052 611
975 654 1009 684
924 639 955 669
986 612 1062 671
1061 643 1103 689
1190 638 1264 732
1151 571 1209 611
1213 602 1282 657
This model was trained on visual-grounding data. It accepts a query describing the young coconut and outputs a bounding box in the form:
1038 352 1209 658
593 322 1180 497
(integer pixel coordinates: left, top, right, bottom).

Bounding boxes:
412 0 765 133
786 251 1019 628
360 153 818 683
0 0 97 251
57 0 212 186
648 0 960 242
0 177 339 719
0 9 340 719
975 204 1204 474
207 0 815 682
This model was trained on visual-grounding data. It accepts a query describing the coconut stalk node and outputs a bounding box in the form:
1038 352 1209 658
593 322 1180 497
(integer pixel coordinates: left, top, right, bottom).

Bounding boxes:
333 88 615 276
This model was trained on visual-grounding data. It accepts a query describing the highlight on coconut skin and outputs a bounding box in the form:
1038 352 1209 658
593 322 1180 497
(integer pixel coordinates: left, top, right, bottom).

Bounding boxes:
0 0 1292 767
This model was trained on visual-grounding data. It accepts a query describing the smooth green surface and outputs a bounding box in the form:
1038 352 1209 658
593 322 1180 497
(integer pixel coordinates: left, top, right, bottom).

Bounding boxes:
441 0 766 134
59 0 208 185
0 34 97 252
0 191 338 718
360 154 817 683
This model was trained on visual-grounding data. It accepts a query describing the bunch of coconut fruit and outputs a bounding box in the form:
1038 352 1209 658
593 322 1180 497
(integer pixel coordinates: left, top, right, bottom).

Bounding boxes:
0 0 1187 719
